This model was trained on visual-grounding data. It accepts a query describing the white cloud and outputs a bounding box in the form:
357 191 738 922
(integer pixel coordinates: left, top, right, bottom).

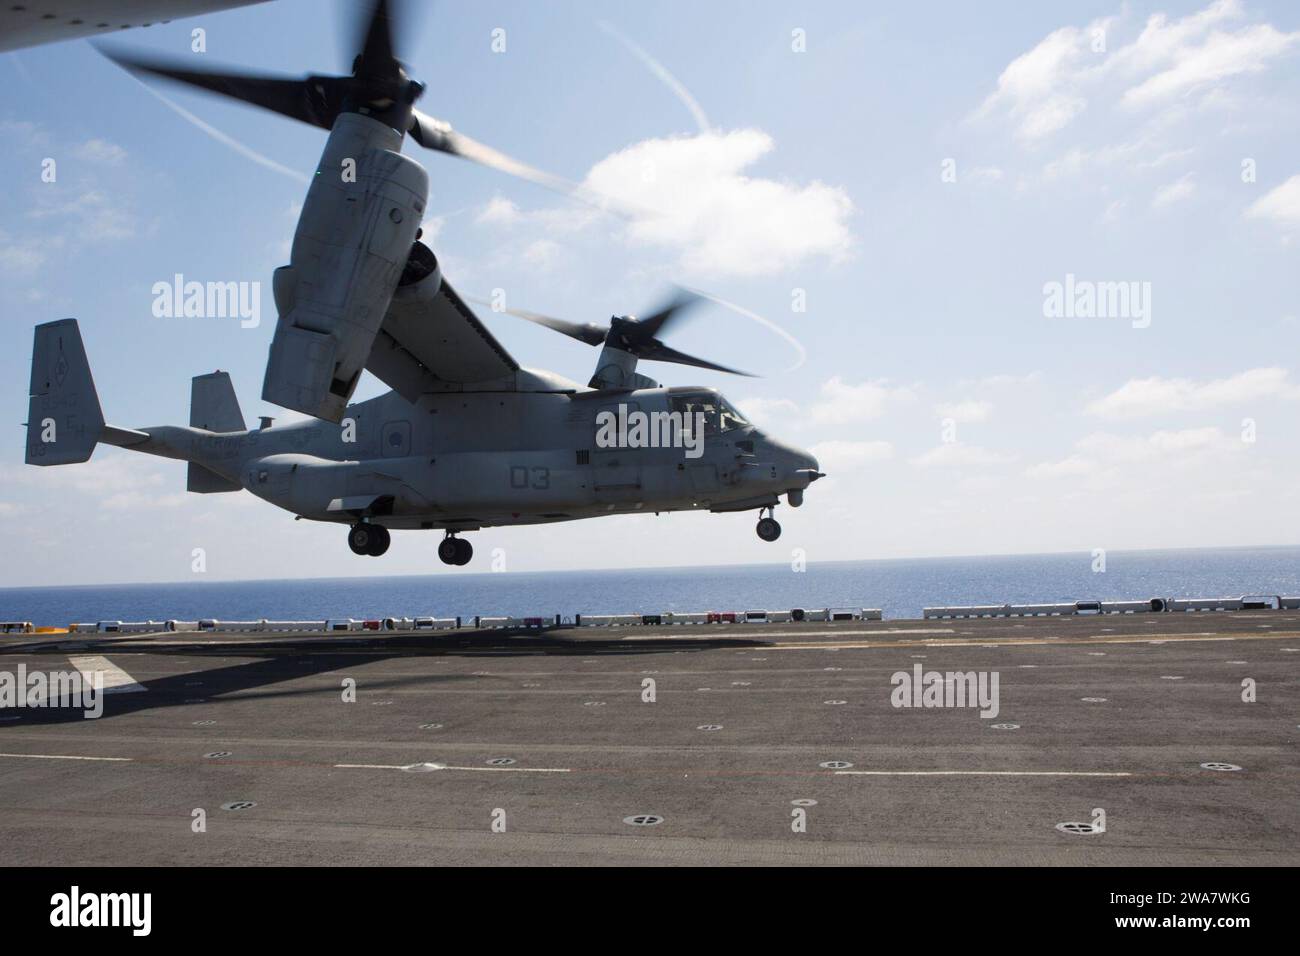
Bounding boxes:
27 189 136 242
736 397 799 429
808 376 915 426
973 24 1099 141
0 457 176 508
1041 141 1143 181
1077 426 1228 460
957 371 1043 389
102 490 190 511
421 215 445 244
1087 368 1300 418
1025 455 1100 479
973 2 1300 142
1246 174 1300 228
1119 20 1299 109
0 232 52 274
935 399 993 423
909 443 1013 468
1136 148 1196 169
477 196 521 226
1026 425 1235 481
522 239 561 270
1104 0 1244 78
1020 95 1088 140
75 138 127 166
1152 172 1196 206
810 439 894 470
0 119 46 144
582 129 854 276
966 166 1004 184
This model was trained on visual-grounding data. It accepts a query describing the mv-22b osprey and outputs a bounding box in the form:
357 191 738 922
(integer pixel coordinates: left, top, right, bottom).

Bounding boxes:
24 1 822 566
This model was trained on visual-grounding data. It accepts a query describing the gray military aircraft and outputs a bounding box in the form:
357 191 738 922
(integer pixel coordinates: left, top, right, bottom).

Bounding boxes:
23 1 822 565
0 0 265 53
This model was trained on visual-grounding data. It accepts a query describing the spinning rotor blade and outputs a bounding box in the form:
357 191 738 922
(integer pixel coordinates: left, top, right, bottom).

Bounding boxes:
463 296 607 346
410 110 609 205
634 288 707 338
512 310 609 346
99 1 598 202
96 49 346 131
470 287 756 378
637 342 755 377
351 0 400 79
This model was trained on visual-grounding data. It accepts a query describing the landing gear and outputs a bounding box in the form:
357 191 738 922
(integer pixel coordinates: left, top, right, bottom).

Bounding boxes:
756 508 781 542
348 523 390 557
367 525 390 556
438 533 473 566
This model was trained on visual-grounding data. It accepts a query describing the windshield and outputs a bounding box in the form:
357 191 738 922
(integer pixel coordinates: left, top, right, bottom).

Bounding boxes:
718 397 749 432
670 393 750 434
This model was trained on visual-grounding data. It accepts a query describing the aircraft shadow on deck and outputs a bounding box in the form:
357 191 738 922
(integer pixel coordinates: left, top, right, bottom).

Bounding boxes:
0 630 769 725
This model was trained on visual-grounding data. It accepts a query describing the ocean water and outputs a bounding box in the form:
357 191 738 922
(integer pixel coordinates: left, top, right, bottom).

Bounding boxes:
1 546 1298 626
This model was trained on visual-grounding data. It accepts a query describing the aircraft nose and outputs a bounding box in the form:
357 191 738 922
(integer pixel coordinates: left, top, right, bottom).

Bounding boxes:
765 438 823 483
797 450 824 483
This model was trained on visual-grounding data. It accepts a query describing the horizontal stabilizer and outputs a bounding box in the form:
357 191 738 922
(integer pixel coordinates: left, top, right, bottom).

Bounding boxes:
188 462 241 494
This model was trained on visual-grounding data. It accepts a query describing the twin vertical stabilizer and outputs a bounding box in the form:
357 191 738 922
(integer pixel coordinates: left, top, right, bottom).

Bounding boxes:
26 318 104 466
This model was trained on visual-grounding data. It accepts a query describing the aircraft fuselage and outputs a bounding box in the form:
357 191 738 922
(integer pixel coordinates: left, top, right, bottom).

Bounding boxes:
128 384 819 530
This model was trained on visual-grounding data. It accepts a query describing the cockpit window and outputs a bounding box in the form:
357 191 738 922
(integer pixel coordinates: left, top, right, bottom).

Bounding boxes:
718 399 749 432
670 393 750 435
670 395 718 434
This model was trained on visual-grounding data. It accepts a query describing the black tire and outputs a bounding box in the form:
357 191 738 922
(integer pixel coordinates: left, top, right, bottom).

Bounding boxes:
366 525 390 557
453 537 473 566
437 537 459 565
348 525 372 555
756 517 782 542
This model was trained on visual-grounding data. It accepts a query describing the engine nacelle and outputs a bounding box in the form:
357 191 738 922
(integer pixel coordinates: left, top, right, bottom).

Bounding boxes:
262 113 428 423
397 239 442 294
589 345 660 391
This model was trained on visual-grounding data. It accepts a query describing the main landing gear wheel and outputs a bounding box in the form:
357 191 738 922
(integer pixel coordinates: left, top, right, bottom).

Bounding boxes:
756 516 782 542
348 524 371 555
439 535 473 566
349 524 390 557
366 525 390 556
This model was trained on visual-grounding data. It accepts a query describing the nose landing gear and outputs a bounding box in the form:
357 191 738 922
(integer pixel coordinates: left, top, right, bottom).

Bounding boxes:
438 532 473 566
756 507 781 542
348 522 390 557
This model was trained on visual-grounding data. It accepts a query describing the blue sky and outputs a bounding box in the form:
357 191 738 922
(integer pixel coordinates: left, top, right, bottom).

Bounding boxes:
2 0 1299 586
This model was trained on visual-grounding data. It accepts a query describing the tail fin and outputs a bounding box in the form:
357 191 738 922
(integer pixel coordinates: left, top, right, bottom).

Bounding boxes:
26 319 104 466
190 371 245 432
187 371 244 493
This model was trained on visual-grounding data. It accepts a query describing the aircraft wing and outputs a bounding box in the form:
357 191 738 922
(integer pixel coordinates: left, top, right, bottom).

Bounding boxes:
0 1 266 53
364 270 520 402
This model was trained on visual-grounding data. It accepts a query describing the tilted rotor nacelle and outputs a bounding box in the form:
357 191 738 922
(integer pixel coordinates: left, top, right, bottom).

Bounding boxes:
262 117 428 422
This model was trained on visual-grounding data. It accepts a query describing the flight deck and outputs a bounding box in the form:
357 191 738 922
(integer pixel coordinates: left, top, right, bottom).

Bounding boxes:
1 612 1297 866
